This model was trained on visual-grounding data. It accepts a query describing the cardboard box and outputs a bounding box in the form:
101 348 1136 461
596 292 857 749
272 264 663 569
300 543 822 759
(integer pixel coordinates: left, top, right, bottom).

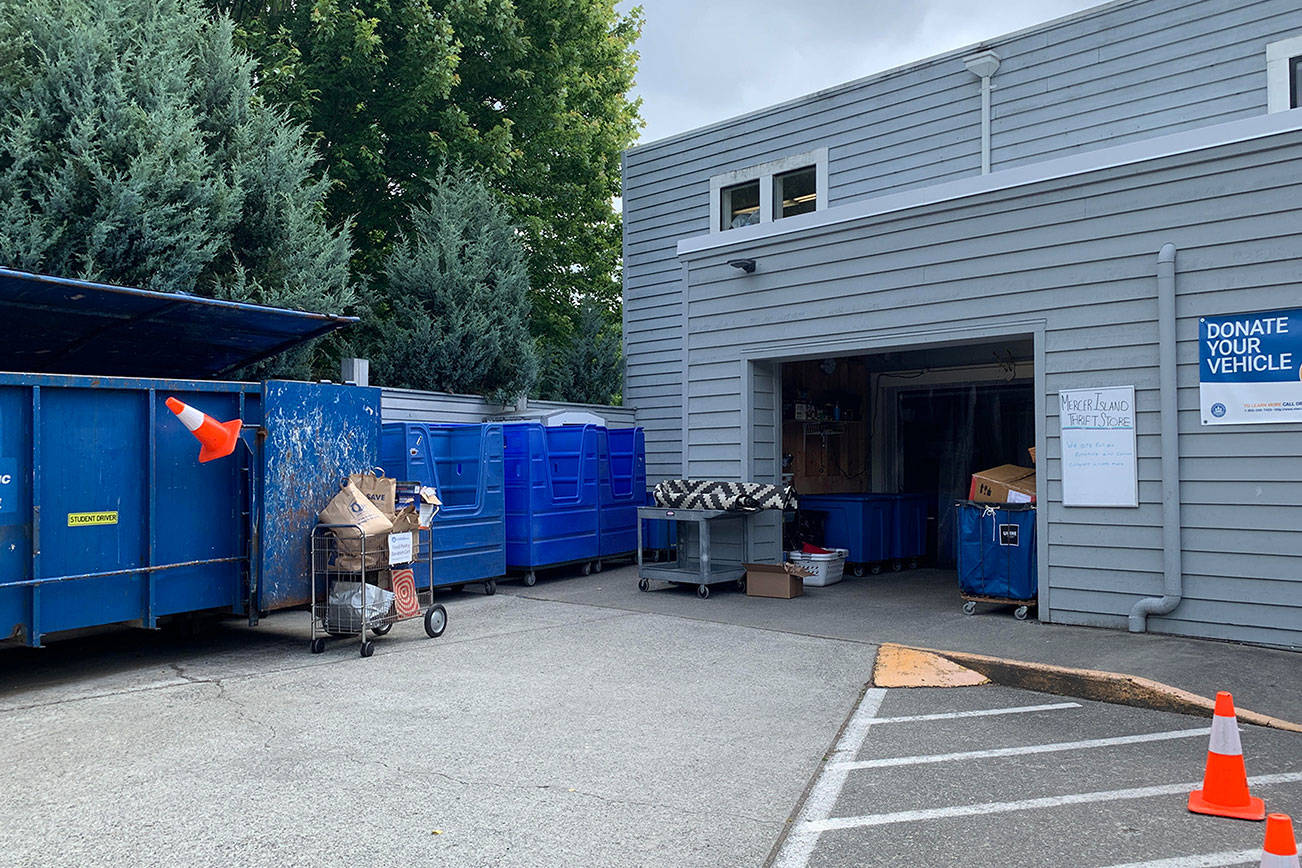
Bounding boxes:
1028 446 1036 465
744 563 804 599
969 464 1037 504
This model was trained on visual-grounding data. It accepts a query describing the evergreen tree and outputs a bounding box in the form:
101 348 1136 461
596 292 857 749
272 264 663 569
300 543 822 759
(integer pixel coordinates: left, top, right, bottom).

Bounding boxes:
537 297 623 405
376 167 537 402
0 0 355 377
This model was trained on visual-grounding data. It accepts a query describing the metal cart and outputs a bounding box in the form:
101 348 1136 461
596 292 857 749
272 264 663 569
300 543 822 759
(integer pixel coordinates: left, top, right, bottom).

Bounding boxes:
636 506 749 599
310 482 448 656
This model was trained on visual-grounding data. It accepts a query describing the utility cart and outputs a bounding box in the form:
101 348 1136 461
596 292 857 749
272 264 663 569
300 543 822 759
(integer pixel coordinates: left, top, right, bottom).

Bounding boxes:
954 500 1037 621
310 482 448 656
636 506 749 599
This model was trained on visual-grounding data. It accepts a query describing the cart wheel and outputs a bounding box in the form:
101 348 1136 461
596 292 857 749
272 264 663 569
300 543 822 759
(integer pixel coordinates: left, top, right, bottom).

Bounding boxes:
962 601 977 616
736 578 746 591
852 565 865 578
580 562 592 576
1014 605 1030 621
360 640 375 658
370 623 392 637
523 572 537 587
908 559 919 570
870 564 882 575
891 560 904 572
638 578 650 592
697 584 710 600
424 604 447 638
593 560 603 573
484 579 497 596
649 550 661 562
310 637 326 654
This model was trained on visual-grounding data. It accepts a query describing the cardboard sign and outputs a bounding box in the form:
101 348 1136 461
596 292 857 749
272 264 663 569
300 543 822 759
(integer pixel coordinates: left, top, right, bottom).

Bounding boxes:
1200 308 1302 425
390 568 420 617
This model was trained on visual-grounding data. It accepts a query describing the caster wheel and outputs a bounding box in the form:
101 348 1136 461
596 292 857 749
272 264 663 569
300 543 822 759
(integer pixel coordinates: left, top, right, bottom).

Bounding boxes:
424 604 447 638
523 572 537 587
580 562 592 576
638 578 650 592
852 565 865 578
649 551 661 562
1014 605 1030 621
360 640 375 658
736 578 746 592
891 560 904 572
484 579 497 595
310 637 326 654
451 584 464 593
908 559 919 570
370 623 392 637
962 601 977 616
870 564 882 575
593 560 603 573
697 584 710 600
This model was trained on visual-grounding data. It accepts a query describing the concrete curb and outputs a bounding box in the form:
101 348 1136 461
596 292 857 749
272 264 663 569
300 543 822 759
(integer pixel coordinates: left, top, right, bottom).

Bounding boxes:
879 643 1302 733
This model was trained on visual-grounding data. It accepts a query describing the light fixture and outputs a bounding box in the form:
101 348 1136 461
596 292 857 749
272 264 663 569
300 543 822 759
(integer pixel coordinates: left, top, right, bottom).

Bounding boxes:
728 258 756 273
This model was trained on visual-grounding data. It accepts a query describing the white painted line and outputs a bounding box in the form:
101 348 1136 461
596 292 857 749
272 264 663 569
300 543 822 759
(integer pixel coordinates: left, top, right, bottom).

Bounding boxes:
833 727 1210 771
1101 849 1259 868
808 772 1302 833
772 687 887 868
868 701 1081 725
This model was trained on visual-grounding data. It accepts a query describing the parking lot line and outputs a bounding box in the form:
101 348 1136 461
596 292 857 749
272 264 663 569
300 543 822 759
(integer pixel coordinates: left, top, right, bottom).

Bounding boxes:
833 727 1210 771
1101 850 1259 867
868 701 1081 725
808 771 1302 832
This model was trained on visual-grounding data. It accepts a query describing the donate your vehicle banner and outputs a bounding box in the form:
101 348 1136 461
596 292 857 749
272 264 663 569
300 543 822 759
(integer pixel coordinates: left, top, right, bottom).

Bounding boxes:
1200 308 1302 425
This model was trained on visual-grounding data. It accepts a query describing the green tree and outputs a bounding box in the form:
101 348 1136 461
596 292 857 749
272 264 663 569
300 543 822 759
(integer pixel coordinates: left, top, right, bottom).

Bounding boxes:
537 296 623 405
375 167 537 401
0 0 355 376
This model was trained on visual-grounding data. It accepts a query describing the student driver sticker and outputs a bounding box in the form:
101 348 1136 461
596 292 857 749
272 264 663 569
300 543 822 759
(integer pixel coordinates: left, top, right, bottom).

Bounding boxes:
68 511 119 527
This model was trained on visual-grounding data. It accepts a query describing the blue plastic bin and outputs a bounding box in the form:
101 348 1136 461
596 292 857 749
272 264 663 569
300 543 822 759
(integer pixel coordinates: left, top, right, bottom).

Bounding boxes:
597 427 646 560
503 422 600 576
641 489 677 556
955 501 1037 601
798 494 891 567
380 422 506 589
888 493 930 564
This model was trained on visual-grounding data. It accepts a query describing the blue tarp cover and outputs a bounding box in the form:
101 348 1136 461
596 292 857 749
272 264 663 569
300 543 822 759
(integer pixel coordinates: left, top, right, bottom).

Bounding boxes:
0 268 357 378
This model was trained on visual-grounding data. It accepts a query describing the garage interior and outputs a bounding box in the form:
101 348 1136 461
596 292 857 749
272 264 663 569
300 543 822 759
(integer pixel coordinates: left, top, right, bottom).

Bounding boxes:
779 337 1037 593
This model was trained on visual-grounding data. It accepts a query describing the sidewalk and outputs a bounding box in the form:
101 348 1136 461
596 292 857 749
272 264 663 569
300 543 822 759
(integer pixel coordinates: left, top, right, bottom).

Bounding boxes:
506 566 1302 726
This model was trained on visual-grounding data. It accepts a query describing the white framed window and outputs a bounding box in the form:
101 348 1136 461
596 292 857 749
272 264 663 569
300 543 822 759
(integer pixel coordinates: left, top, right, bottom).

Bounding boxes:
709 148 828 233
1266 35 1302 113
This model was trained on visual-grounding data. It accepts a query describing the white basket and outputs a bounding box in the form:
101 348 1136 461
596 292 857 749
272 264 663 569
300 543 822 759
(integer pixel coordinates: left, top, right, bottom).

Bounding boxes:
786 549 849 587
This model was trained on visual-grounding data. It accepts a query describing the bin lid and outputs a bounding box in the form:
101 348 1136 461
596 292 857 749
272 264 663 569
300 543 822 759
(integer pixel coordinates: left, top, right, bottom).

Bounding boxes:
0 267 358 378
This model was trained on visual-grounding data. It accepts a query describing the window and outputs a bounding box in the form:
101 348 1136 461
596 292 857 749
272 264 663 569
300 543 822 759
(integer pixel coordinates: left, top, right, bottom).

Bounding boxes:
1293 55 1301 109
721 180 761 230
709 148 828 234
1266 35 1302 113
774 166 817 219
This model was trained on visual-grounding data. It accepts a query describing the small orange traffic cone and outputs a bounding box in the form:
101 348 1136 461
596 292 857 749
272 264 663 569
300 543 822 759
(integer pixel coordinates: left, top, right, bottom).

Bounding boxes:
165 397 242 463
1188 691 1266 821
1261 813 1300 868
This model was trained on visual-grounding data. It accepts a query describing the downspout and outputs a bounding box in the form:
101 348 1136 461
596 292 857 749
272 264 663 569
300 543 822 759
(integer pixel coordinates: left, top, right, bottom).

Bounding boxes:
1129 243 1182 632
964 50 1001 174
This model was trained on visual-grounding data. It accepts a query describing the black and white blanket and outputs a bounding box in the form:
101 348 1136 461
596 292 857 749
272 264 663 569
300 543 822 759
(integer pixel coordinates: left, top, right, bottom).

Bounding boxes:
652 479 797 512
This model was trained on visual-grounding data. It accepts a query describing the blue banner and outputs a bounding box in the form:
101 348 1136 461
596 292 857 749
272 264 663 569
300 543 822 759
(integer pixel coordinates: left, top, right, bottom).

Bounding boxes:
1200 308 1302 425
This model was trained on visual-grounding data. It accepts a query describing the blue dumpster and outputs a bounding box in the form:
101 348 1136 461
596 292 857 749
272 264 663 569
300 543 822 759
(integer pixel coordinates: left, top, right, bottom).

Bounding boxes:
955 501 1037 602
0 374 380 647
380 422 506 591
597 427 645 561
503 422 600 583
798 494 891 570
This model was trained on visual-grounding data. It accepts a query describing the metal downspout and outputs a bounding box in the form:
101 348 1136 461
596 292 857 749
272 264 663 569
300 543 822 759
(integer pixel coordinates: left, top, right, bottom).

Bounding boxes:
1129 243 1182 632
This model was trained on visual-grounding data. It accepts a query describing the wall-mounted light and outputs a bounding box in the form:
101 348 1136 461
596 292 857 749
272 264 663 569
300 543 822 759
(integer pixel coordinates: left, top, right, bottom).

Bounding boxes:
728 258 756 274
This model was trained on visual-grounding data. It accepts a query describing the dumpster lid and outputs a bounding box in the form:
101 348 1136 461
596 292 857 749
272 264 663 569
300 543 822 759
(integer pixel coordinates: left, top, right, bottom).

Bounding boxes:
0 268 359 378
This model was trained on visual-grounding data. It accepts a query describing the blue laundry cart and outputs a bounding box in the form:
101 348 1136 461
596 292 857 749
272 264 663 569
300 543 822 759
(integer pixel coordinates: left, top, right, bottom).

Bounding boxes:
954 500 1038 620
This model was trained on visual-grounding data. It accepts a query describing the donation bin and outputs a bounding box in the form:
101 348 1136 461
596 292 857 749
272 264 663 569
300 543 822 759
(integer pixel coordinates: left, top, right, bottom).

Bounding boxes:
798 493 891 575
597 427 646 563
954 501 1037 619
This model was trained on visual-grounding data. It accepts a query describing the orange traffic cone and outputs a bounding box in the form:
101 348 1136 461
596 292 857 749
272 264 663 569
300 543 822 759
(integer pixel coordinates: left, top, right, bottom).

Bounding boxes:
1261 813 1300 868
1188 691 1266 821
165 397 242 463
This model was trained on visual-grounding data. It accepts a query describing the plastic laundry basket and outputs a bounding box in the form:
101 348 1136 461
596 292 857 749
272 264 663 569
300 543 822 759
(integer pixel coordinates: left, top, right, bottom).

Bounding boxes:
786 548 849 587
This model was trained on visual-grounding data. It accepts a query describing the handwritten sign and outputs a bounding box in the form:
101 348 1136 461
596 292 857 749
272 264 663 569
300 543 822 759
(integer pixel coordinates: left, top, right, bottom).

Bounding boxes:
1059 386 1138 508
1200 308 1302 425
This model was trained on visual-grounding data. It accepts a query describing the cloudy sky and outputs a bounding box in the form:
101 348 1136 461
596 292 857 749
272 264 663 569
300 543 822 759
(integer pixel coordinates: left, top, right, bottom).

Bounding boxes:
621 0 1102 145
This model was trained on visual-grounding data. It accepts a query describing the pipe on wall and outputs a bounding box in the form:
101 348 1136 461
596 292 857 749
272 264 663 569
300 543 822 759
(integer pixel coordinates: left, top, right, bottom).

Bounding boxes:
1129 243 1182 632
964 51 1001 175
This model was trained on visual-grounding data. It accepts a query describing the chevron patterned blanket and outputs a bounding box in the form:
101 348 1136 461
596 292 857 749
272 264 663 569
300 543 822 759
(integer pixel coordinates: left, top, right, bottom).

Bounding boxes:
651 480 798 512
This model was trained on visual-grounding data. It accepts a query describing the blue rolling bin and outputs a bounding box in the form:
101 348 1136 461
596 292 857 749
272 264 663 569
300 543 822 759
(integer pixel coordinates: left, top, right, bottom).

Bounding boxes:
797 493 892 575
0 374 380 647
502 422 600 585
640 490 677 560
597 426 646 563
955 500 1038 620
380 422 506 594
887 493 930 570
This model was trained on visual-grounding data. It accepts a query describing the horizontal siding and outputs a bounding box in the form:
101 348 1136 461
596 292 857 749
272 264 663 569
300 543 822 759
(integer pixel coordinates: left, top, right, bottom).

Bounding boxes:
671 130 1302 648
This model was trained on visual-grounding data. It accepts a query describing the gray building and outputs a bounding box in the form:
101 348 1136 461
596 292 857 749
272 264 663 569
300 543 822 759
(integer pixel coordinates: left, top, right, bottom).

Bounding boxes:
622 0 1302 648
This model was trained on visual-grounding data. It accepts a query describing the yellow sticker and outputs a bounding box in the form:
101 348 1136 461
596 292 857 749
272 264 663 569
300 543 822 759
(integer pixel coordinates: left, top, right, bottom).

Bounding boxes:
68 511 118 527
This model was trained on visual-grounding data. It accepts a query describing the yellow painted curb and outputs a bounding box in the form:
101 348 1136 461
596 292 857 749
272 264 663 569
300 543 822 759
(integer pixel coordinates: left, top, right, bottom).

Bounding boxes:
889 644 1302 733
872 644 990 688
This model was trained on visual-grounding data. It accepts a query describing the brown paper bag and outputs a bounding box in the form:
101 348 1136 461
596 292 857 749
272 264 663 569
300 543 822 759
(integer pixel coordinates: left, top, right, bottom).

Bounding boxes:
349 469 397 517
319 482 393 539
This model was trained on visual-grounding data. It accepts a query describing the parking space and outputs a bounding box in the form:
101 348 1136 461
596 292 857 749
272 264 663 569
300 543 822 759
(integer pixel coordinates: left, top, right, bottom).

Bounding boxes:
774 686 1302 868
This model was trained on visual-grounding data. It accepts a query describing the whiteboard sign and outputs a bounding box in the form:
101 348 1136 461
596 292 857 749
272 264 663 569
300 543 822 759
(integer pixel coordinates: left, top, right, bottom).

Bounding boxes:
1059 386 1138 508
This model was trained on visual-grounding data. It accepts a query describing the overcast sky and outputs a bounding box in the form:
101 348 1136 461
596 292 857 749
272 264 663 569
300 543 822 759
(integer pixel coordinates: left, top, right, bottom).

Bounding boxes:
621 0 1102 145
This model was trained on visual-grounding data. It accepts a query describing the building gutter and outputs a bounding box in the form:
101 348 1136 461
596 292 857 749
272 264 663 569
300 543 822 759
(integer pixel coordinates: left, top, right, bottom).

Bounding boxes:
1129 243 1182 632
